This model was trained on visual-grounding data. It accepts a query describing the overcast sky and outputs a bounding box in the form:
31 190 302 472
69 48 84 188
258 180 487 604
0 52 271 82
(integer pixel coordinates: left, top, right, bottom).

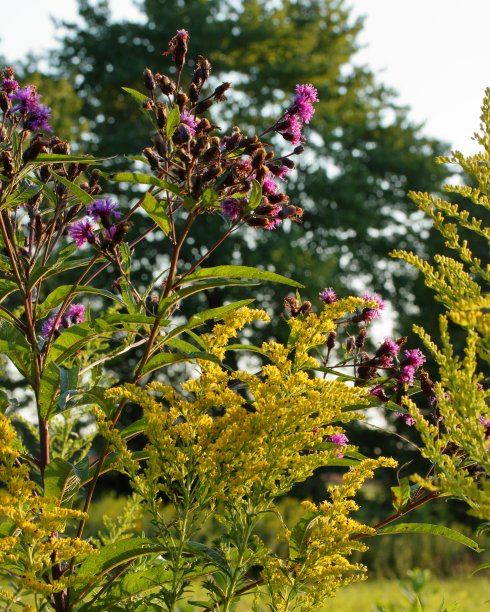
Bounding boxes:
1 0 489 154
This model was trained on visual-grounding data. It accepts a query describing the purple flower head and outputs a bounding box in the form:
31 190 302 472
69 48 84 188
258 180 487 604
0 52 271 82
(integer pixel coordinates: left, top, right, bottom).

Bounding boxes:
88 197 121 225
361 291 385 322
65 303 85 325
221 197 244 221
330 432 349 458
2 78 18 93
269 165 291 181
10 85 41 113
378 354 394 369
24 103 52 132
41 315 60 340
276 114 303 144
394 411 416 426
292 84 319 124
180 110 198 135
264 217 282 231
262 177 278 196
378 337 400 357
319 287 338 304
369 387 387 401
105 226 117 241
403 348 426 369
68 218 96 248
399 364 416 385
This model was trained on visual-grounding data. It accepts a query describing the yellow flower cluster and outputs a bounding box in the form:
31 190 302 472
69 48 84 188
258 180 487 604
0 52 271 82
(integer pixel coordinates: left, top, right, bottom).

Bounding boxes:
263 458 396 610
0 414 95 602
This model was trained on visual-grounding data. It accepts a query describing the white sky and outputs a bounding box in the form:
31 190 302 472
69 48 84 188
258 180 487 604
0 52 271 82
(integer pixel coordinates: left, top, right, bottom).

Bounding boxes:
1 0 489 153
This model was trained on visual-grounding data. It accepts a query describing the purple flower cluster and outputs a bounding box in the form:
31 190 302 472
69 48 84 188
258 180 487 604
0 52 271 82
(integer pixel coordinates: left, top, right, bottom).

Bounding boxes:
69 198 121 247
275 83 319 144
41 303 86 339
1 78 18 94
330 432 349 458
397 349 426 386
360 291 385 323
394 411 416 426
319 287 338 304
221 197 246 221
9 84 52 132
180 110 198 136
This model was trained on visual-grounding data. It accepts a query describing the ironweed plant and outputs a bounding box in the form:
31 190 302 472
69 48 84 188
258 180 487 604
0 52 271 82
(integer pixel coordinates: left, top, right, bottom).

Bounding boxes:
0 30 486 611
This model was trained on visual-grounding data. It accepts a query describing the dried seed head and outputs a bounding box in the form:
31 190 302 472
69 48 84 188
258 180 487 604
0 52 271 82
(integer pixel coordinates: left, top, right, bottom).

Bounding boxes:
143 68 156 91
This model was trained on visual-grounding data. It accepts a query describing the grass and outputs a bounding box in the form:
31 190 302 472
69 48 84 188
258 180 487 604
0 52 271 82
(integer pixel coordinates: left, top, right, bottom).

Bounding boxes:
321 577 490 611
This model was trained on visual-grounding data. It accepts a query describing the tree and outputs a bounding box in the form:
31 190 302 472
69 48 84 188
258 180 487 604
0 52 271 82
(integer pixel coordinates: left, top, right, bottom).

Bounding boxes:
49 0 450 341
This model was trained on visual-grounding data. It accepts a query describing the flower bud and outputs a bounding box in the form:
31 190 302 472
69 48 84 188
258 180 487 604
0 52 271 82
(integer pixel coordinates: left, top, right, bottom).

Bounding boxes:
157 74 176 96
194 99 213 114
143 68 156 91
327 331 337 350
281 157 296 169
355 328 367 349
213 82 231 101
293 145 305 155
0 91 10 113
175 91 189 111
189 83 199 103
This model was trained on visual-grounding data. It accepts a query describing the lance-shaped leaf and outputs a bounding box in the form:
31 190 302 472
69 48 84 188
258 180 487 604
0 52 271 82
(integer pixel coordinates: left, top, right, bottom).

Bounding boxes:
166 105 181 139
377 523 483 552
0 320 33 378
37 285 124 319
44 457 81 503
27 153 105 165
0 279 18 303
138 350 220 377
49 170 94 205
177 265 303 288
141 191 170 235
249 179 263 210
105 171 181 196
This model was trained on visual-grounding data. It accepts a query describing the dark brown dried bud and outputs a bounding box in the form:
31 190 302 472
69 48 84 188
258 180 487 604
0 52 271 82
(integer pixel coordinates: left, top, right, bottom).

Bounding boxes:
201 143 221 164
191 135 209 157
284 295 300 316
293 145 305 155
163 29 189 71
202 164 221 182
156 74 176 96
142 98 154 111
420 368 435 396
172 124 191 145
281 157 296 169
244 141 262 155
65 203 83 223
278 204 303 220
269 193 289 206
254 166 269 183
213 82 231 101
189 83 199 103
175 91 189 111
345 336 355 353
194 99 213 114
255 202 275 216
1 67 14 80
195 118 212 135
112 221 130 245
50 138 70 155
223 128 241 151
0 91 10 113
252 149 267 169
22 137 49 163
89 169 101 187
155 103 166 129
299 300 312 315
143 147 162 170
153 133 167 157
396 336 408 347
327 331 337 350
355 328 367 349
192 55 212 87
143 68 156 91
246 217 270 228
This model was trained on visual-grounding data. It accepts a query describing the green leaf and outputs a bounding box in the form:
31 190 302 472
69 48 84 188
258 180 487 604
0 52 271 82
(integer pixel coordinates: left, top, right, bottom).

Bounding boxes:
0 279 18 303
178 265 303 289
106 171 181 196
141 192 170 235
0 389 9 413
38 362 60 419
1 183 42 209
249 179 262 210
44 457 81 503
289 512 318 560
0 320 33 378
27 154 104 165
138 350 220 377
119 418 146 440
121 86 150 105
200 187 219 208
472 561 490 574
377 523 483 552
390 477 411 512
49 170 94 205
71 537 168 602
45 322 94 365
58 365 79 412
186 541 231 575
82 565 173 611
38 285 123 319
166 105 181 139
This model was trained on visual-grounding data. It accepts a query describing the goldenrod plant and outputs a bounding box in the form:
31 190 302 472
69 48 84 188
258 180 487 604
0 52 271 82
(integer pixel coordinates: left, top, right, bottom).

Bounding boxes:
392 90 490 523
0 30 485 611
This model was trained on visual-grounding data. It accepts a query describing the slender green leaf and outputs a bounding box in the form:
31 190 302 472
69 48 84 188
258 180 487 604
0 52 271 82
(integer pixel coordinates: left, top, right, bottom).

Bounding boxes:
119 418 146 440
49 170 94 205
71 537 168 602
121 86 150 105
139 350 219 377
1 183 42 209
249 179 262 209
472 561 490 574
106 172 181 196
390 477 411 512
141 191 170 235
27 154 104 165
82 565 173 611
178 265 303 288
377 523 483 552
44 457 81 503
38 285 123 319
58 365 79 412
0 320 33 378
38 362 60 419
0 279 18 303
166 105 181 139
